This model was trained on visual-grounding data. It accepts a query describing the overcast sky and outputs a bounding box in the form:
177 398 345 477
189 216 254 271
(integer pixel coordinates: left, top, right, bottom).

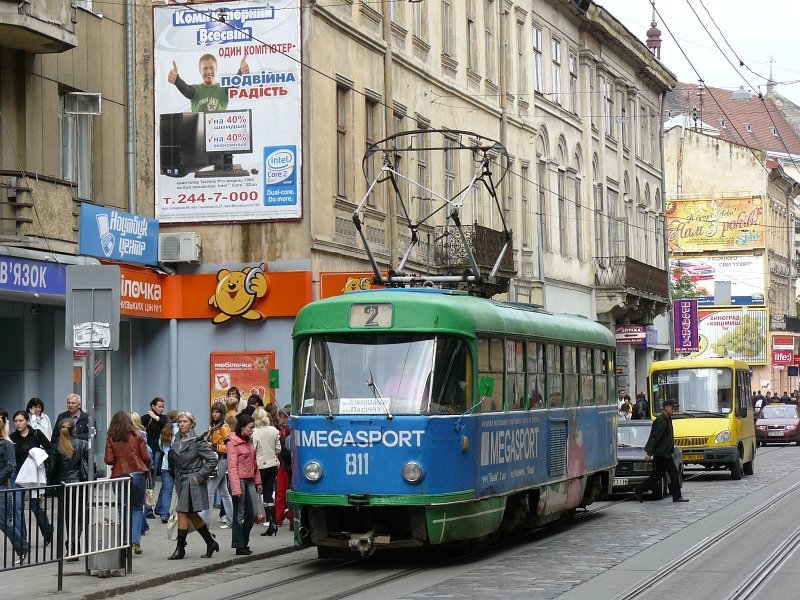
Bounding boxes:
596 0 800 106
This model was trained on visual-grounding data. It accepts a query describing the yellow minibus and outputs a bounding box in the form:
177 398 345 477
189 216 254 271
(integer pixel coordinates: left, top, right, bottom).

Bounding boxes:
648 358 756 480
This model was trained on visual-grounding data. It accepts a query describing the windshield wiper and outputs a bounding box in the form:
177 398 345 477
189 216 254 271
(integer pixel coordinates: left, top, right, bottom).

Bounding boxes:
681 410 726 417
313 363 335 420
366 368 393 420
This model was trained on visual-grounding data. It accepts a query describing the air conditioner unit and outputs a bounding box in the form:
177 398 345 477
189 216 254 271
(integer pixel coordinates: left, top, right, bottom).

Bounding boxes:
158 232 201 263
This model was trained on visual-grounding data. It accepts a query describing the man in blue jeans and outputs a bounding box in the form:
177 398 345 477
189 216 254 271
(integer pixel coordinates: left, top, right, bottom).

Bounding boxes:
141 398 168 518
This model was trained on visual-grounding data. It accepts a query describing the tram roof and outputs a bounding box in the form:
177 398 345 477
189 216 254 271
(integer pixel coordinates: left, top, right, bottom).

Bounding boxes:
294 288 615 347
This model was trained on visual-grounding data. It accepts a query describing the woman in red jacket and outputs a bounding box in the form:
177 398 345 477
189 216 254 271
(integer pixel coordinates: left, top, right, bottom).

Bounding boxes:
104 411 150 555
227 413 262 555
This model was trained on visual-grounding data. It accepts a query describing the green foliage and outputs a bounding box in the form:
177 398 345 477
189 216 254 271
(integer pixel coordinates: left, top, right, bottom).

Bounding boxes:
671 267 700 299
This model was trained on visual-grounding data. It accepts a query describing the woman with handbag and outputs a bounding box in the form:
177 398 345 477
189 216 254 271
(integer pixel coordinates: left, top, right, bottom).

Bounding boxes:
200 402 234 529
104 411 150 555
252 407 280 536
0 410 30 565
52 418 89 559
168 411 219 560
227 413 263 555
9 410 54 546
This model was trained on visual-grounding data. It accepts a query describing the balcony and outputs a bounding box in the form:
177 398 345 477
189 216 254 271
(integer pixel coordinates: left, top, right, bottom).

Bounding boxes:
0 0 77 54
594 256 670 322
433 223 514 296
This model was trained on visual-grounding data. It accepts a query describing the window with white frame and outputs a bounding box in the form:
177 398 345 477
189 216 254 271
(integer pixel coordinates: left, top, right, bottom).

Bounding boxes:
521 164 530 245
444 137 457 204
336 85 349 198
467 0 478 71
574 176 582 259
569 51 578 113
365 96 379 206
485 0 495 82
416 128 429 221
538 160 549 251
532 25 543 93
589 63 596 128
594 181 604 257
442 0 454 57
551 38 562 105
603 78 614 137
414 0 428 40
517 20 527 96
60 91 93 199
558 169 567 255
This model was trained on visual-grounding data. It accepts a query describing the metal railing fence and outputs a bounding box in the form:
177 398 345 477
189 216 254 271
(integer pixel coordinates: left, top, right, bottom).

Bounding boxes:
0 477 131 591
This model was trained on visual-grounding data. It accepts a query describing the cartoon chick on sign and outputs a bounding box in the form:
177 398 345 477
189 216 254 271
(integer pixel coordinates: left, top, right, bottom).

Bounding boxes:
209 263 270 324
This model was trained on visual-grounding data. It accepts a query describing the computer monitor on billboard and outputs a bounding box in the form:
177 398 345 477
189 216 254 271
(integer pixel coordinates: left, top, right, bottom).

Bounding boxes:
159 109 253 178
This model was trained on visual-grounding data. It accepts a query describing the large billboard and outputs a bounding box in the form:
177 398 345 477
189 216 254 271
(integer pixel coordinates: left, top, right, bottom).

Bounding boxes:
678 307 768 365
153 1 301 223
666 198 764 252
669 254 765 306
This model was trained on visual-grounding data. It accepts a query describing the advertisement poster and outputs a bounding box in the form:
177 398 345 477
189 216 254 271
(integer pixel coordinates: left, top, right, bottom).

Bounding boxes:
666 197 764 253
210 351 275 411
153 1 301 222
673 298 699 353
670 254 765 306
683 308 768 364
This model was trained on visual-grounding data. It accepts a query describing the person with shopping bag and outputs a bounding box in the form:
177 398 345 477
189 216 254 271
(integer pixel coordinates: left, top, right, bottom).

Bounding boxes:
167 411 219 560
104 411 151 555
10 410 54 547
227 413 263 555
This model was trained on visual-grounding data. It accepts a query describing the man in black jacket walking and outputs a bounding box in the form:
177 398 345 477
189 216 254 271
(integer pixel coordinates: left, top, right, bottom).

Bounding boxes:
634 398 688 503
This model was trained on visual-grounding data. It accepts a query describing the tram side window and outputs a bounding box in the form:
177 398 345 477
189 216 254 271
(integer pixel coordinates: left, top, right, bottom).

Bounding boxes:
527 341 545 409
547 344 563 408
507 340 525 411
563 346 578 407
429 336 470 415
579 347 594 406
594 348 609 405
477 337 504 412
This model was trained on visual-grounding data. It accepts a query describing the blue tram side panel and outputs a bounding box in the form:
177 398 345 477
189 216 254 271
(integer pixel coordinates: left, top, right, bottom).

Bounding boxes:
292 408 616 498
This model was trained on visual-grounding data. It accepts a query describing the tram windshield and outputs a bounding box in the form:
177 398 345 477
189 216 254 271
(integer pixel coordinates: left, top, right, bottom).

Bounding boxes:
650 368 734 417
295 334 470 416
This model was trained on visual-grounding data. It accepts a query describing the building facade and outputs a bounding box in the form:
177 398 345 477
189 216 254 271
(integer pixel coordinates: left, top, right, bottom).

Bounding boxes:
663 82 800 393
0 0 677 470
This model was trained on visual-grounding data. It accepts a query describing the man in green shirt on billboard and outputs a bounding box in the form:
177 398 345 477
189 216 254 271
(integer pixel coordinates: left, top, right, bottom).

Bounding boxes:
168 53 249 112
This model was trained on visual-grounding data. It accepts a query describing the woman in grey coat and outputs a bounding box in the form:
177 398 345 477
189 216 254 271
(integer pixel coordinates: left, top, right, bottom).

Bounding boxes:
167 411 219 560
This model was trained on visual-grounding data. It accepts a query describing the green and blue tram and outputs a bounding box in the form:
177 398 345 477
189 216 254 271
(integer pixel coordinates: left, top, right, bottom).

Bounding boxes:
287 288 617 556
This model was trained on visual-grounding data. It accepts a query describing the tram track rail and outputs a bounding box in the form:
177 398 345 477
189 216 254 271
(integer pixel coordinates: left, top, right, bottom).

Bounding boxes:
610 477 800 600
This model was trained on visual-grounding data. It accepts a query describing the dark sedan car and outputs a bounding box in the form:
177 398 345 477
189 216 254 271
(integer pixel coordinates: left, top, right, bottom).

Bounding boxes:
612 420 683 499
756 404 800 446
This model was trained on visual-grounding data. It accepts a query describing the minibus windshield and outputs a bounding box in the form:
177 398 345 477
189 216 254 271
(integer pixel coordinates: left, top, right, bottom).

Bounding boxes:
651 368 734 417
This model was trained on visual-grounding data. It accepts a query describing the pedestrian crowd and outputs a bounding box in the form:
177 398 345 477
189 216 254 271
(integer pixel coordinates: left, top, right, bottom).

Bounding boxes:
617 389 650 421
752 389 800 415
0 388 293 565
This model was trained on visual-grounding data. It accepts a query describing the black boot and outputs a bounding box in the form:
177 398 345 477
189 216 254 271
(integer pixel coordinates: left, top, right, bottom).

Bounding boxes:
197 525 219 558
168 529 188 560
261 505 277 536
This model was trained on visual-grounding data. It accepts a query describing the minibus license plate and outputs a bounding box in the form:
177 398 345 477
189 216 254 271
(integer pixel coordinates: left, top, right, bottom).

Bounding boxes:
683 453 704 461
613 478 628 486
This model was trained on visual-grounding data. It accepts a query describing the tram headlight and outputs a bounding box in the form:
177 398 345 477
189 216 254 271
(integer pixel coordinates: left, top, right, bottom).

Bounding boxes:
402 461 424 483
304 461 323 482
715 430 732 443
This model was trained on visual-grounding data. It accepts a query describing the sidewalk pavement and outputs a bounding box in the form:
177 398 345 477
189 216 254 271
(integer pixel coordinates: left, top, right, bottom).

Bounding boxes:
2 515 298 600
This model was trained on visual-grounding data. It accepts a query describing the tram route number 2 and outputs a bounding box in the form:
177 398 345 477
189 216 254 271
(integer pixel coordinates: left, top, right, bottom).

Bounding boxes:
345 452 369 475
